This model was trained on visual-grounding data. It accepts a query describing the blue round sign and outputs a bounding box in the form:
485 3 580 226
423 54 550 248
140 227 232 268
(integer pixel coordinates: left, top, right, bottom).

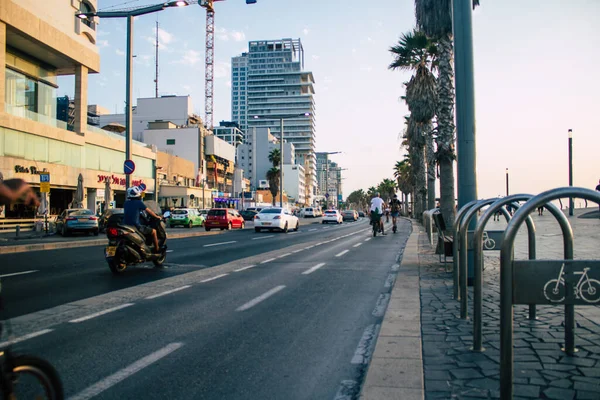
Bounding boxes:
124 159 136 175
138 183 147 191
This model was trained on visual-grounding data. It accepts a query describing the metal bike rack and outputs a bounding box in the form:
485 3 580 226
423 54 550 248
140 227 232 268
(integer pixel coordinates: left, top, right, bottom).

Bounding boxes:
500 187 600 399
471 194 539 352
452 199 479 300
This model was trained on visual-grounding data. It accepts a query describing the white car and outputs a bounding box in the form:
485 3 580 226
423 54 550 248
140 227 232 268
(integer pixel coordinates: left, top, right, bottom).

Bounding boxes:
302 207 316 218
254 207 300 233
322 210 343 224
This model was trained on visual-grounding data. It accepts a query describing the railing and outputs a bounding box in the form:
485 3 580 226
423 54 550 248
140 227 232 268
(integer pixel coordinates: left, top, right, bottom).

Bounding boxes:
5 104 68 130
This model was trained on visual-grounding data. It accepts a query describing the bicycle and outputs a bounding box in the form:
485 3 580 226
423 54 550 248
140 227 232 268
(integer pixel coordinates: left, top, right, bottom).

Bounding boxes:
0 279 64 399
543 263 600 304
482 231 496 250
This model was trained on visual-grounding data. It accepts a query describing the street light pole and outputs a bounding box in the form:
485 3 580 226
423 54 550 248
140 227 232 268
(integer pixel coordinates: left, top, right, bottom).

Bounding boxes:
125 15 134 188
280 117 284 207
568 129 573 216
505 168 509 197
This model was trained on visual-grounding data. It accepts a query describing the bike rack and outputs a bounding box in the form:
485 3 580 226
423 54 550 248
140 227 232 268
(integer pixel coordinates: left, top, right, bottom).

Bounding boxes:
471 194 539 352
500 187 600 399
452 199 479 300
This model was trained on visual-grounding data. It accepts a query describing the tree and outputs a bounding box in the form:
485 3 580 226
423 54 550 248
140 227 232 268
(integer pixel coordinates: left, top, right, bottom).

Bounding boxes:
268 148 281 168
394 158 413 216
378 179 397 202
268 149 282 206
347 189 366 211
414 0 480 228
389 29 437 221
266 167 280 206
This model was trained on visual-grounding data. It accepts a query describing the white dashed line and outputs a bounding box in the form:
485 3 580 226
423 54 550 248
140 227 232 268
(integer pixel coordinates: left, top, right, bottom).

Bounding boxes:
0 270 38 278
364 238 371 242
252 235 274 240
234 265 256 272
278 253 292 258
308 228 317 231
0 329 53 348
302 262 326 275
305 246 314 250
353 243 362 248
203 241 237 247
166 250 174 253
236 285 286 311
260 258 276 264
291 249 303 253
200 273 228 283
146 285 191 300
69 304 134 323
335 250 349 257
67 343 184 400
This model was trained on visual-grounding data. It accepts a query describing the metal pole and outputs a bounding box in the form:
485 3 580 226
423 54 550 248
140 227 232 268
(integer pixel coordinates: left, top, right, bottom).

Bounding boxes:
505 168 509 196
280 118 284 208
453 0 478 284
125 14 134 189
568 129 573 216
325 155 329 208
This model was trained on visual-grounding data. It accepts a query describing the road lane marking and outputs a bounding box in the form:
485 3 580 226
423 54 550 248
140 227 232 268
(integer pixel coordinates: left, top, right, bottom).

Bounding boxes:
234 265 256 272
260 258 276 264
351 324 380 364
203 241 237 247
0 329 53 348
384 273 396 288
305 245 314 250
69 304 134 323
0 270 38 278
353 243 362 248
252 235 274 240
364 238 371 242
200 273 228 283
278 253 292 258
308 228 317 231
291 249 303 253
67 342 184 400
166 250 174 253
288 231 298 235
336 250 349 257
146 285 191 300
236 285 286 311
302 262 326 275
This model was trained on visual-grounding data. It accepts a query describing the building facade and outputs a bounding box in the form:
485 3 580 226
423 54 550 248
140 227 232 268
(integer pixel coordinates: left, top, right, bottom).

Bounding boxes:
231 38 317 205
0 0 156 219
156 151 211 209
213 121 244 148
283 163 306 206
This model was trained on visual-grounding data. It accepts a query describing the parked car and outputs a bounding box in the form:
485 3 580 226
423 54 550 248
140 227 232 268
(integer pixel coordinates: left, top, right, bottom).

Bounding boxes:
246 207 264 213
198 208 210 217
302 207 316 218
204 208 245 231
98 208 124 232
342 210 358 222
254 207 299 233
169 208 205 228
240 209 258 221
322 210 343 224
56 209 99 236
358 211 366 218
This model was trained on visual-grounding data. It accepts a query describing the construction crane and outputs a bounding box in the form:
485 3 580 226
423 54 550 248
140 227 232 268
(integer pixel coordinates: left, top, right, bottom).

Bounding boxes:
199 0 256 130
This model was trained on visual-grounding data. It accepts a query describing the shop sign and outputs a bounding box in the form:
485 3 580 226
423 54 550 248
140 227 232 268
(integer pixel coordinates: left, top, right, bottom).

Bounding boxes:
98 174 144 188
14 165 49 175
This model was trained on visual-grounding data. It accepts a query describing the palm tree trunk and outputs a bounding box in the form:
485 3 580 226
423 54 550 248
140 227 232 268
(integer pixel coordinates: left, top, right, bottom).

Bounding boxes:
436 33 457 228
412 145 426 222
426 126 436 210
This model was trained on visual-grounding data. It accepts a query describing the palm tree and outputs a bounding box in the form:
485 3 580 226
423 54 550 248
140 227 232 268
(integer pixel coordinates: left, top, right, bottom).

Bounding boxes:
394 158 413 216
378 179 397 202
414 0 480 227
268 148 281 168
268 149 282 205
389 30 437 221
266 167 280 206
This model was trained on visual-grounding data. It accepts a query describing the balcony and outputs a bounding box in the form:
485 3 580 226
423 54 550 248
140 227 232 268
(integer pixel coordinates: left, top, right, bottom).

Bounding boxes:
5 104 68 130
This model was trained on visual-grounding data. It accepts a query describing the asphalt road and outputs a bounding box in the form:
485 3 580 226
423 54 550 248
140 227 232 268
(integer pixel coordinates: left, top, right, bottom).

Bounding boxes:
1 217 411 399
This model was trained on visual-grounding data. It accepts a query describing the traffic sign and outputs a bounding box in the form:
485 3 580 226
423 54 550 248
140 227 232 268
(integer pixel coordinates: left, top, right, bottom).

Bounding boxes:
325 193 330 199
40 173 50 193
138 183 147 191
124 159 136 175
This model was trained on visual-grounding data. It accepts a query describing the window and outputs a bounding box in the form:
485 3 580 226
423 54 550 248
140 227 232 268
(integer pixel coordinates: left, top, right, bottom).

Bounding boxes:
166 139 176 145
79 1 96 29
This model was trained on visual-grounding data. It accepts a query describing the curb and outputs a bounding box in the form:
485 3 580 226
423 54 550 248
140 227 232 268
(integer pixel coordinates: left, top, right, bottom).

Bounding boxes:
360 219 424 400
0 230 221 255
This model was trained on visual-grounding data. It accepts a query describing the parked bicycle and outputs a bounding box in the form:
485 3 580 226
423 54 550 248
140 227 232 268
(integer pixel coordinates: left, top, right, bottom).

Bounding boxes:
0 279 64 399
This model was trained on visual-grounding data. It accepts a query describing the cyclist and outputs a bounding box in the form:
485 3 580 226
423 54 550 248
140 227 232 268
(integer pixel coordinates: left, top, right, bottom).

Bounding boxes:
124 186 162 253
369 192 386 235
389 194 402 231
0 178 39 207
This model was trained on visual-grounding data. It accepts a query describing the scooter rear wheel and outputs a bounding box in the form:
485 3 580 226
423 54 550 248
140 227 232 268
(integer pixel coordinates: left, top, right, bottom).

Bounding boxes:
108 258 127 275
153 251 167 267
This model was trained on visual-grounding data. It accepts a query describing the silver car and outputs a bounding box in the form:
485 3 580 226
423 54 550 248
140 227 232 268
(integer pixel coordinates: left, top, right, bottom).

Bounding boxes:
56 209 99 236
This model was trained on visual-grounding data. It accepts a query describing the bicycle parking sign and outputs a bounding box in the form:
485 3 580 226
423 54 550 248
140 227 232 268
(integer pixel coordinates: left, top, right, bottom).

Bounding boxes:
513 260 600 305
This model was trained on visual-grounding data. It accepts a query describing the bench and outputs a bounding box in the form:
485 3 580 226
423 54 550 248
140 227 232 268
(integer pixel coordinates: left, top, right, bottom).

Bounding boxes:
432 212 453 264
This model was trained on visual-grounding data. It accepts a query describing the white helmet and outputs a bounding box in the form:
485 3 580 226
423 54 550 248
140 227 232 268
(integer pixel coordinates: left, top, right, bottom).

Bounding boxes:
127 186 142 199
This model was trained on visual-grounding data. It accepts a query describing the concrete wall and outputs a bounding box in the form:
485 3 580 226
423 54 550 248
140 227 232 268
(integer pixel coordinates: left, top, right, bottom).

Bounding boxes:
143 127 201 172
205 134 235 162
156 151 196 183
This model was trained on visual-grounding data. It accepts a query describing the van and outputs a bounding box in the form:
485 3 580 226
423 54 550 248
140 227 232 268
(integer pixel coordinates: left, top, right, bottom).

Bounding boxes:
303 207 315 218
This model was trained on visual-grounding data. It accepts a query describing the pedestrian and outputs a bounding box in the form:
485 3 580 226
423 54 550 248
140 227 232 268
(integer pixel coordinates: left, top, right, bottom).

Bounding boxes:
595 179 600 215
537 206 544 216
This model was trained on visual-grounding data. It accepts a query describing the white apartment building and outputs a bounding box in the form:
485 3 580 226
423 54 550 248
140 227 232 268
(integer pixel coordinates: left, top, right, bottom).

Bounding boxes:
231 38 317 205
213 121 244 148
283 164 306 206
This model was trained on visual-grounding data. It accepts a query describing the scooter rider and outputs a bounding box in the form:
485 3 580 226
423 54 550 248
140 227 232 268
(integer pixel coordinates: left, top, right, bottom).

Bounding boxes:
389 194 402 231
124 186 161 253
369 192 386 235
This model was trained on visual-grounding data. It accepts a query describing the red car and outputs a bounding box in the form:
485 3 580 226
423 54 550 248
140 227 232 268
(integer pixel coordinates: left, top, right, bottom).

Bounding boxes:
204 208 245 231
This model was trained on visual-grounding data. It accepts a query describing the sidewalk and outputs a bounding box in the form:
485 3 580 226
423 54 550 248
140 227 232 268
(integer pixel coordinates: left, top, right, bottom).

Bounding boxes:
361 208 600 400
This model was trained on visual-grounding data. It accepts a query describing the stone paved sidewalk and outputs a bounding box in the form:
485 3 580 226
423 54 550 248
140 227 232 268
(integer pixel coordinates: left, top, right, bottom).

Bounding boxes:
420 210 600 400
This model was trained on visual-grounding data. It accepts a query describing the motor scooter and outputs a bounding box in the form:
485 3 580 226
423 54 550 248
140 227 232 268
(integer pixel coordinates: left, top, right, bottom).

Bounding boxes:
104 212 167 275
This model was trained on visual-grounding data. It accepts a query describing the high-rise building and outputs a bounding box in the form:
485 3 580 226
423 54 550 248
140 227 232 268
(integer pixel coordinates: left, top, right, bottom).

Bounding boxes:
213 121 244 148
231 38 317 205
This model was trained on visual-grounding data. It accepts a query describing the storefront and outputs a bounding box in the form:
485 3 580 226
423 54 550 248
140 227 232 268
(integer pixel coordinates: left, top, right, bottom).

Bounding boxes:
158 184 211 211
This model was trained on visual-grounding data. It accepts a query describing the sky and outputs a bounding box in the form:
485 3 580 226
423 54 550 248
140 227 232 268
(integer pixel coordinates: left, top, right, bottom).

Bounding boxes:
60 0 600 202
